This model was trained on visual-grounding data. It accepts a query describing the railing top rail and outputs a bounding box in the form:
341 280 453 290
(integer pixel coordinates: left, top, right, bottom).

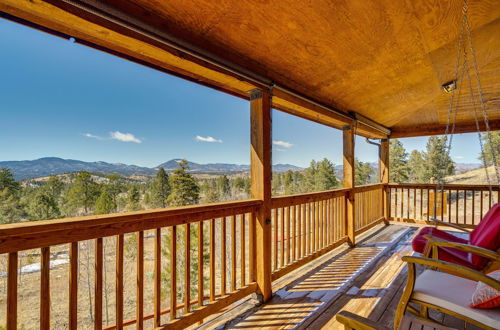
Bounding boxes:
352 183 385 193
387 183 499 190
0 199 262 254
271 187 349 208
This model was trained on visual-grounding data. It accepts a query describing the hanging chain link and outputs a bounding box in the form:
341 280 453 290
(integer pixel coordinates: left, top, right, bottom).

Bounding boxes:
462 0 500 186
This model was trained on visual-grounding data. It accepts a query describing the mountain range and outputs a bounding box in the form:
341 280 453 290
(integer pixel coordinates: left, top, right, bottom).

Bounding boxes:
0 157 304 180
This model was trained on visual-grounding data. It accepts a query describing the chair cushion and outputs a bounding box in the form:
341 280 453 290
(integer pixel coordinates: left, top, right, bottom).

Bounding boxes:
412 227 476 269
413 269 500 328
470 270 500 309
470 203 500 269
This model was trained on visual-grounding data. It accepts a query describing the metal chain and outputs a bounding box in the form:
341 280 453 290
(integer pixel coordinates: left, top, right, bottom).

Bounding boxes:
462 0 500 184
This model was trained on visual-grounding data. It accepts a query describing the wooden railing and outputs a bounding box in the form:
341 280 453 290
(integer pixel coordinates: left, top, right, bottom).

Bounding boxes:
388 184 500 227
0 199 261 329
270 189 349 280
353 184 385 234
3 183 496 328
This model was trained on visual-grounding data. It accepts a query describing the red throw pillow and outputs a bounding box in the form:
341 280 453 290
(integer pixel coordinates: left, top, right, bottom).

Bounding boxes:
469 270 500 309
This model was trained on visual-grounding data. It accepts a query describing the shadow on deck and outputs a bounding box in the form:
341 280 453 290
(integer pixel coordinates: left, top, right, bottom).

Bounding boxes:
206 224 480 330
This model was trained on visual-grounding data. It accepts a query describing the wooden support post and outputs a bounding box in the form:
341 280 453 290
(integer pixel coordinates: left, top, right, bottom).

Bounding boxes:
343 125 356 247
380 138 390 223
250 88 272 302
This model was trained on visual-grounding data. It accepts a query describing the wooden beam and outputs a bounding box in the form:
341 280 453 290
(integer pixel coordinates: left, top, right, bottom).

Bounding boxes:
250 88 272 302
390 120 500 138
343 125 356 247
380 139 390 222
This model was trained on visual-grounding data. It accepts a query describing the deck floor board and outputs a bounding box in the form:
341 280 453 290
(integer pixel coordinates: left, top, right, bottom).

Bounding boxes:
222 224 480 330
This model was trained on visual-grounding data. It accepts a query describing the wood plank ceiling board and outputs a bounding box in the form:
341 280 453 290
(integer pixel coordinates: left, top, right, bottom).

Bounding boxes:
2 0 499 138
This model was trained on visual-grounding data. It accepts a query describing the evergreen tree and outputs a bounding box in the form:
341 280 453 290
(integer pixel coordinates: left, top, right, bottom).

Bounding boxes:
151 168 171 208
104 174 123 210
0 168 23 223
127 185 142 211
95 191 116 215
422 136 455 182
201 179 219 203
389 139 409 183
167 160 200 206
408 150 425 183
27 191 61 220
480 131 500 167
44 175 63 200
66 171 99 215
217 175 231 198
315 158 339 190
0 168 20 193
355 159 374 185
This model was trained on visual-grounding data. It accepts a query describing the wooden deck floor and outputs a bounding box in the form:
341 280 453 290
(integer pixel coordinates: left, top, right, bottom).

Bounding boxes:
216 224 480 330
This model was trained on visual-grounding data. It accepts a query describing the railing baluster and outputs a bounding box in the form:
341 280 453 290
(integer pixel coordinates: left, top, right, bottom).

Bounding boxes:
249 212 256 283
302 203 306 257
137 231 144 329
448 190 452 223
209 219 215 302
480 190 484 220
456 190 459 224
221 217 227 296
154 229 161 326
116 234 124 329
463 190 468 225
280 207 285 267
69 242 78 330
231 215 237 292
286 206 291 265
291 205 296 262
7 252 18 330
95 238 103 330
394 188 398 219
41 246 50 329
472 190 475 225
198 221 204 311
273 208 278 271
185 224 191 314
298 204 302 258
170 226 177 320
240 214 246 287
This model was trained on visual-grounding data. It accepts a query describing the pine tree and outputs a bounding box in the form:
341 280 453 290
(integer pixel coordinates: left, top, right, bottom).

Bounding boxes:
201 179 219 203
27 191 61 220
95 191 116 215
104 174 123 211
167 160 200 206
389 139 409 183
355 159 374 185
0 168 23 223
422 136 455 183
217 175 231 199
315 158 339 190
480 131 500 167
66 171 99 215
127 185 142 211
151 168 171 208
408 150 425 183
44 175 63 200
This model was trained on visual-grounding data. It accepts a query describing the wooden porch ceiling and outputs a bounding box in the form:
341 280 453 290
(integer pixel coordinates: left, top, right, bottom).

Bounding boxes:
2 0 500 138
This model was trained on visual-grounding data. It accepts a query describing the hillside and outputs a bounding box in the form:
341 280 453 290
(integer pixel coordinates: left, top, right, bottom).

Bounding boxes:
0 157 303 180
445 166 498 185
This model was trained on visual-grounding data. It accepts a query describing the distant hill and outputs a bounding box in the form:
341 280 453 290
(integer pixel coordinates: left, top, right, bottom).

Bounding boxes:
0 157 304 180
445 166 498 185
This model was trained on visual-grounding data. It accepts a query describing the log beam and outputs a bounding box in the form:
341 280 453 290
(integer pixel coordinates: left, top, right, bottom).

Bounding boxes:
250 89 273 302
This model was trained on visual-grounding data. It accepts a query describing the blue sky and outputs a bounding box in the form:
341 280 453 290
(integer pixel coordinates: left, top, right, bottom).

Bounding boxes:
0 18 482 168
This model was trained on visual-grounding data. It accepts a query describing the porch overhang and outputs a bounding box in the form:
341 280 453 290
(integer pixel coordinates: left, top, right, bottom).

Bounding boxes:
1 0 499 139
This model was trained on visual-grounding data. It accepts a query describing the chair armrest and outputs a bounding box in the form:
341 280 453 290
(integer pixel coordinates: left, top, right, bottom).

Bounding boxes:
336 311 388 330
402 256 500 290
423 235 500 262
429 218 471 232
